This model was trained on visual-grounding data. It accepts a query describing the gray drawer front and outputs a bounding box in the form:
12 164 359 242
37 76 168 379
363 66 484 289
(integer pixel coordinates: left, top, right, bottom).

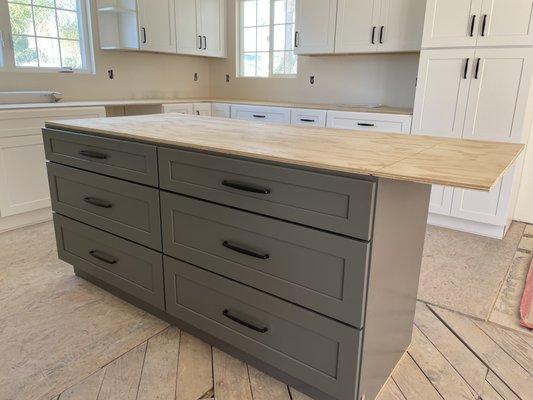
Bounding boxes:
164 256 360 400
48 163 161 250
54 214 164 309
161 192 369 327
43 128 158 186
158 148 376 240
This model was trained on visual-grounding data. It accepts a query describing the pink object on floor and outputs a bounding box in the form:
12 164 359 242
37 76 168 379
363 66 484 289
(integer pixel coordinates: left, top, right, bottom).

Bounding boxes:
520 258 533 329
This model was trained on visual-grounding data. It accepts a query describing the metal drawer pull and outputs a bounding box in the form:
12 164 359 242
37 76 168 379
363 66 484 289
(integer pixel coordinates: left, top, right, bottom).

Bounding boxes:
371 26 376 44
357 123 375 127
223 309 269 333
78 149 108 159
222 241 270 260
474 58 481 79
469 15 476 37
252 114 266 118
89 250 117 265
300 118 316 122
84 197 113 208
463 58 470 79
481 14 488 36
221 180 271 194
379 26 384 44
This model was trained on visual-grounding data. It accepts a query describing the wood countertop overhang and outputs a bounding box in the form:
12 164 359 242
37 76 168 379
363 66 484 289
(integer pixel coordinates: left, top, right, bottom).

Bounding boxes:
45 113 525 191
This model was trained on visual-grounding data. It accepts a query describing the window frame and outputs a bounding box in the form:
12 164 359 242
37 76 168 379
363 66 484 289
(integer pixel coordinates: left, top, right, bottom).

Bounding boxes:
237 0 297 79
0 0 94 74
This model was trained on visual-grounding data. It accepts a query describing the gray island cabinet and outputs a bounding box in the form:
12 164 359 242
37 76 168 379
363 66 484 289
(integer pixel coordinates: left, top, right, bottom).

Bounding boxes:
42 114 523 400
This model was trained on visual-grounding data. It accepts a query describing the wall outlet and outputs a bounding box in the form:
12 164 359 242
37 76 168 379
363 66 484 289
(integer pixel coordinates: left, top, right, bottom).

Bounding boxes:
225 74 230 83
310 75 315 85
194 72 199 81
107 69 114 79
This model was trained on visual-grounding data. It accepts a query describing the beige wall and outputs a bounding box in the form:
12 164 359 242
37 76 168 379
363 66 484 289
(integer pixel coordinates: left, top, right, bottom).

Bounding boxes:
0 1 211 101
209 0 420 109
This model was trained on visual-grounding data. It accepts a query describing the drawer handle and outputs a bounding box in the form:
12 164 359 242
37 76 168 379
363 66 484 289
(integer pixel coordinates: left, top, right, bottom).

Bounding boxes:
89 250 117 265
357 123 375 127
300 118 316 122
84 197 113 209
223 309 269 333
253 114 266 118
78 150 108 160
221 180 271 194
222 241 270 260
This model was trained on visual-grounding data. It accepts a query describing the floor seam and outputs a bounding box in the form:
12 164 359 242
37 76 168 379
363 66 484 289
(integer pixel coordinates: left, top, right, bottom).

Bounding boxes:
403 350 446 400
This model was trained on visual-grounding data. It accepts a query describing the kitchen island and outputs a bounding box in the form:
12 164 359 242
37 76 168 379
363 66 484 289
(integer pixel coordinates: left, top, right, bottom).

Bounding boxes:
43 114 523 400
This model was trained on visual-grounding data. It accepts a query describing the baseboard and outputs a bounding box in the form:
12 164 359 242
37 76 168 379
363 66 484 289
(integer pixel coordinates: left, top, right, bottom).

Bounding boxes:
0 208 52 234
427 213 507 239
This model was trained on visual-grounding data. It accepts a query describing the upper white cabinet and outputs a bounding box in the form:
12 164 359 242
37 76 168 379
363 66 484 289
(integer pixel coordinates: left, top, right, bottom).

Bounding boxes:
334 0 425 54
294 0 338 54
423 0 533 48
138 0 176 53
97 0 140 50
175 0 226 58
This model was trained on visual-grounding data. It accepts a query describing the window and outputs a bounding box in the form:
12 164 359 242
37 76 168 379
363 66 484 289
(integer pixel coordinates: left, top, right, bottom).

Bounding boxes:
4 0 92 71
239 0 297 77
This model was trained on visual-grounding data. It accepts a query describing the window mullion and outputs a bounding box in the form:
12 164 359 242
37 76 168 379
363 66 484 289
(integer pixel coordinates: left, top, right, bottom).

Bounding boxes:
269 0 274 76
30 4 40 67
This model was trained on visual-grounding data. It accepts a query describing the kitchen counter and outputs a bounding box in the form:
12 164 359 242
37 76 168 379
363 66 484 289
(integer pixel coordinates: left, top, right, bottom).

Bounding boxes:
46 113 523 191
0 97 412 115
42 114 522 400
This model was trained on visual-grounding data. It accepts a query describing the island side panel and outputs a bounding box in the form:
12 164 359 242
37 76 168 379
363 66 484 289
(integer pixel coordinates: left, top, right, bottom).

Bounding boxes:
358 179 431 400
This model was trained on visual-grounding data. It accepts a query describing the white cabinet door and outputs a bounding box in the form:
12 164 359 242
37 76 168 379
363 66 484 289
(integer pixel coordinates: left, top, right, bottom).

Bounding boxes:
0 107 106 218
326 111 412 133
335 0 379 53
231 105 291 124
138 0 176 53
412 49 475 138
377 0 425 52
290 109 327 127
294 0 337 54
162 104 194 114
422 0 482 48
451 169 514 225
477 0 533 47
193 103 212 116
175 0 203 55
462 48 533 142
429 185 454 215
212 103 231 118
198 0 226 57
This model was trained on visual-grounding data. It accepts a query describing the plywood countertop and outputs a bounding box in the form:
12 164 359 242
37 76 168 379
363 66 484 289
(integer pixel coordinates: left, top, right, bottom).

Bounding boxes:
45 113 524 191
0 97 412 115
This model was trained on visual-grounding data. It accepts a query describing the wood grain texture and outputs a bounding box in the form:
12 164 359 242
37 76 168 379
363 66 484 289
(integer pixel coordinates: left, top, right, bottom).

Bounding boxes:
392 354 443 400
176 332 214 400
97 343 146 400
137 327 181 400
288 388 315 400
45 114 524 191
485 371 521 400
248 366 291 400
377 379 407 400
58 369 105 400
213 348 253 400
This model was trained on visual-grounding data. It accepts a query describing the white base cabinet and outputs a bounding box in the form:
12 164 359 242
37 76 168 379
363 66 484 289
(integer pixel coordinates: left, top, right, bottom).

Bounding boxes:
231 105 292 125
327 111 412 133
0 107 106 232
211 103 231 118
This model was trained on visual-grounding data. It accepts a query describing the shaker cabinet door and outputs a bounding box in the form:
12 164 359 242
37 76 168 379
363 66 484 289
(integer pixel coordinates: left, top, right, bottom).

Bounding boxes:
377 0 425 52
335 0 379 53
294 0 337 54
138 0 176 53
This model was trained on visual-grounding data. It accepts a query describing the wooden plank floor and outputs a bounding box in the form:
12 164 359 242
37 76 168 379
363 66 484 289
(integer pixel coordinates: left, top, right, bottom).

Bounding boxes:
1 221 532 400
49 302 532 400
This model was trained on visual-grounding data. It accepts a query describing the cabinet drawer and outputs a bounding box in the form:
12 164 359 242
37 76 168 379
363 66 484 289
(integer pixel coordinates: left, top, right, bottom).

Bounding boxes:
54 214 164 309
158 148 375 240
326 111 412 134
161 193 369 327
47 163 161 250
290 108 327 127
43 128 158 186
231 105 291 124
211 103 231 118
164 257 361 400
162 104 193 114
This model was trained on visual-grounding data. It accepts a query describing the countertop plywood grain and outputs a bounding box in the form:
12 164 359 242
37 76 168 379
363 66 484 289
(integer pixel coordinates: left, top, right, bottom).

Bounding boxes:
45 114 524 191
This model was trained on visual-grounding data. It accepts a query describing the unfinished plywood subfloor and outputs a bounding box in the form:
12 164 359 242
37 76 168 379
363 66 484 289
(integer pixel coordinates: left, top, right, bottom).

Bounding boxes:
1 221 532 400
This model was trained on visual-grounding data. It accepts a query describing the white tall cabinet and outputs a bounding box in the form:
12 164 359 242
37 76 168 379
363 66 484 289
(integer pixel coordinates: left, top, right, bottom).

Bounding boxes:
413 3 533 238
0 107 106 233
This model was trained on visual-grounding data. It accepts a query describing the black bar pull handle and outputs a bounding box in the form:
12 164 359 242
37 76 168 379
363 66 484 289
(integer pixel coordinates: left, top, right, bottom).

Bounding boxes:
221 180 271 194
198 35 202 49
223 241 270 260
252 114 266 118
470 15 476 37
371 26 376 44
203 35 207 50
300 118 316 122
294 31 299 47
463 58 470 79
84 196 113 208
357 122 375 127
89 250 117 265
141 27 147 44
481 14 488 36
474 58 481 79
223 309 269 333
78 149 108 159
379 26 384 44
